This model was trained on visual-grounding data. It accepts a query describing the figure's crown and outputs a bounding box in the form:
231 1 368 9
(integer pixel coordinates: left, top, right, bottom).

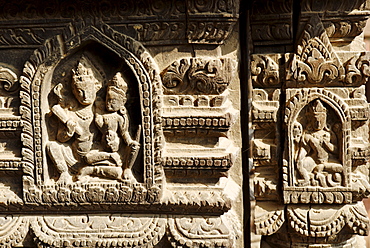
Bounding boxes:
310 99 326 113
72 55 95 82
107 72 127 96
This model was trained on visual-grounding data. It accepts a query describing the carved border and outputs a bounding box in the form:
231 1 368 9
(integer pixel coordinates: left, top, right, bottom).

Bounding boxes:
287 204 369 237
167 215 234 247
30 215 167 248
0 214 237 248
19 20 164 205
0 215 29 248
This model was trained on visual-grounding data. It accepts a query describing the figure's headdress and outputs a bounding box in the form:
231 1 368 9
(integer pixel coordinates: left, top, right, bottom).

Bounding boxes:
72 55 103 89
107 72 127 97
309 99 327 114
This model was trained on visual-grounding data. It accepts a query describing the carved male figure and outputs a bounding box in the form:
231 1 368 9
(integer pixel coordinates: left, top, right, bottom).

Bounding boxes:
295 99 342 187
79 72 140 182
47 56 100 184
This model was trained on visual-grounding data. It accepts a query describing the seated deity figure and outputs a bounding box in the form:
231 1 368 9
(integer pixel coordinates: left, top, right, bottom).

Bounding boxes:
47 56 100 184
79 72 140 182
295 99 342 187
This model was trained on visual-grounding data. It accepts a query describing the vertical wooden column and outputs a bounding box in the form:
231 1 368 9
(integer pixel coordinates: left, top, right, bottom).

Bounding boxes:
250 0 370 247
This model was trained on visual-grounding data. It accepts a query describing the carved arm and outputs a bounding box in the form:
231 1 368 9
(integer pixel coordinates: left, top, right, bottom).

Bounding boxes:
51 105 83 136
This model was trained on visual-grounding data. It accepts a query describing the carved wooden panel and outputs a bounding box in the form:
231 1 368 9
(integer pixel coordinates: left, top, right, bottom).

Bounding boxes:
0 1 241 247
251 1 370 247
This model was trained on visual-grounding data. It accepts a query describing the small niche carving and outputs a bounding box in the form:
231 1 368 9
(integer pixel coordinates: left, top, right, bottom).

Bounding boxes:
46 54 141 185
293 99 343 187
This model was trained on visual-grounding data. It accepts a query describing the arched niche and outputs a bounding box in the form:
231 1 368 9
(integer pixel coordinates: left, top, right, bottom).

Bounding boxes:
283 89 352 204
19 22 164 206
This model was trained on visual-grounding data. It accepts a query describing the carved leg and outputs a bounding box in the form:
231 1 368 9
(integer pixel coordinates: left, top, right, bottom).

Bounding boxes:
315 173 328 187
297 157 315 186
79 166 124 181
46 142 73 184
123 168 137 183
79 166 95 178
96 166 123 180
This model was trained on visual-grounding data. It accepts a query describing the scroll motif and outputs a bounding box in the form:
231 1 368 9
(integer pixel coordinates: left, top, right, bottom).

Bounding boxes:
31 215 167 248
251 54 280 87
161 58 234 95
167 215 236 247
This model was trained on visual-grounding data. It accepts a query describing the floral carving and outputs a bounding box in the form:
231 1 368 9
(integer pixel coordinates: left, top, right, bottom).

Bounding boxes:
251 55 280 87
31 215 167 248
290 36 344 85
167 215 235 247
161 57 234 95
288 15 346 86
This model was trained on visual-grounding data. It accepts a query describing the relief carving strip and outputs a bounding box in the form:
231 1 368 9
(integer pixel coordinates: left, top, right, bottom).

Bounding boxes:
0 0 239 47
0 213 239 248
30 215 167 248
252 4 370 246
160 57 238 180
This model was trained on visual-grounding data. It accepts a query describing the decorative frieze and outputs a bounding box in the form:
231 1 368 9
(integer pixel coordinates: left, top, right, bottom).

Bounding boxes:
0 0 239 48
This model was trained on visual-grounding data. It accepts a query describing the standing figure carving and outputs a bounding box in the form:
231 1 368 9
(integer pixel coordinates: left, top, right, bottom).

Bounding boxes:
47 55 100 184
294 99 342 187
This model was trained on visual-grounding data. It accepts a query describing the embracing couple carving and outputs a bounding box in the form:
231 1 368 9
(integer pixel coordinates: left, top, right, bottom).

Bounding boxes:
47 56 140 184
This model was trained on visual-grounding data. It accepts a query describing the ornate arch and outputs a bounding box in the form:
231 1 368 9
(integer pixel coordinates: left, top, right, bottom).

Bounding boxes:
19 20 164 206
283 88 352 204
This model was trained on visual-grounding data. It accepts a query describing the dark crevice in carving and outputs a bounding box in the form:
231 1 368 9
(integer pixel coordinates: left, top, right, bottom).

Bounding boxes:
278 80 286 203
241 1 252 247
292 0 301 52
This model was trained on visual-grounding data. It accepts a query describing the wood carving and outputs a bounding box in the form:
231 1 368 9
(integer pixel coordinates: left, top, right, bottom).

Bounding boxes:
0 5 241 245
251 1 370 247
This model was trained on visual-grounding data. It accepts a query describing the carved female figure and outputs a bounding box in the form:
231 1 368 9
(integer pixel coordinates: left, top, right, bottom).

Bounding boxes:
295 99 342 187
79 72 140 182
